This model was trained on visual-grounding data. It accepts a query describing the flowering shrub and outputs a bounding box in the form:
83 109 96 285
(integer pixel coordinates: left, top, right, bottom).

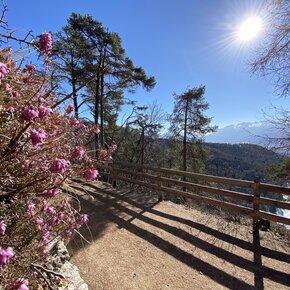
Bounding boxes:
0 36 111 288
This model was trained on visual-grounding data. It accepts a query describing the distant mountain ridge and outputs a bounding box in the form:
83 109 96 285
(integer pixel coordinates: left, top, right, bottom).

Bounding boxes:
205 121 281 146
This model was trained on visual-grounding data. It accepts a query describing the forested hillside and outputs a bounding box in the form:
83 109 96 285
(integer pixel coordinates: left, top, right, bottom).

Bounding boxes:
130 139 282 183
204 143 282 182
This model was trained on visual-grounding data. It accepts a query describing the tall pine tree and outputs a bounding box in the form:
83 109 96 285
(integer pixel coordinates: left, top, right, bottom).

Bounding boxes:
169 86 217 173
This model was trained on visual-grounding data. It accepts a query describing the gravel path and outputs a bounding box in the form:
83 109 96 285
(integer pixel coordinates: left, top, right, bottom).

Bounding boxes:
67 180 290 290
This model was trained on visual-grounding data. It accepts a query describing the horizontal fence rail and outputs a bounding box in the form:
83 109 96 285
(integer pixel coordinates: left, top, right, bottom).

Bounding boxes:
99 162 290 227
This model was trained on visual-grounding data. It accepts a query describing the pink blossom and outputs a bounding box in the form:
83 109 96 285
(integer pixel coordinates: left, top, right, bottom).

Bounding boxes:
4 83 12 92
99 148 112 161
41 230 50 244
50 158 70 174
23 160 31 173
36 217 44 226
38 97 46 104
12 91 20 98
27 202 35 217
40 190 59 198
65 229 73 238
47 206 56 215
84 169 99 181
38 105 52 120
110 143 117 152
70 117 79 126
3 47 12 53
15 278 29 290
0 246 14 269
90 126 101 135
66 104 74 114
40 245 49 257
77 123 86 130
22 107 38 122
7 106 15 113
79 214 89 225
39 33 53 55
23 63 36 74
72 147 85 159
0 62 9 78
0 221 6 235
30 128 47 145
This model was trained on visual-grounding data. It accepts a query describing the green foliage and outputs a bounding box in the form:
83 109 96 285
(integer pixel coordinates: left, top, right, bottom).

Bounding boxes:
54 13 156 148
204 143 282 182
169 86 217 172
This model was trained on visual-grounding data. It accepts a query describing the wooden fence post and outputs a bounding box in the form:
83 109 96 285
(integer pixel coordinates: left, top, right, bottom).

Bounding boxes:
252 178 263 290
253 178 261 229
110 163 116 188
157 171 163 202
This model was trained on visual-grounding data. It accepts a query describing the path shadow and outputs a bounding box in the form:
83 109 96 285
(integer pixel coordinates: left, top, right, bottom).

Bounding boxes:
68 181 290 289
75 181 290 263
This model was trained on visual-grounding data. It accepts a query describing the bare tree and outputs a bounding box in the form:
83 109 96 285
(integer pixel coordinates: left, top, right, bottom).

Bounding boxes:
251 0 290 97
129 102 165 165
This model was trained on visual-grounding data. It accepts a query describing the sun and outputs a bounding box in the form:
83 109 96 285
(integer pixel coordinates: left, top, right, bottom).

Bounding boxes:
237 16 262 41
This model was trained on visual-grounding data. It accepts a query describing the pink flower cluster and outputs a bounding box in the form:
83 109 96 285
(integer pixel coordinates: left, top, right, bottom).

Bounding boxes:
90 126 101 135
50 158 70 174
0 62 9 79
70 117 79 126
22 107 38 122
27 198 89 255
0 42 102 285
99 148 112 161
66 104 74 114
84 169 99 181
39 190 59 198
110 143 117 152
38 105 52 120
12 278 29 290
72 147 86 160
0 220 6 235
79 214 89 224
22 105 52 123
0 246 14 271
12 91 20 99
77 123 86 130
39 33 53 55
30 129 47 146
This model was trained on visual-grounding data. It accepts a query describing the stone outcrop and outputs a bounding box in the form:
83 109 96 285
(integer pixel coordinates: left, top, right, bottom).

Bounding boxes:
47 240 88 290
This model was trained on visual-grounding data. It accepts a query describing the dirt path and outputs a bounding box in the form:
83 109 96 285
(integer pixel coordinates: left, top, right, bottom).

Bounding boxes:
67 180 290 290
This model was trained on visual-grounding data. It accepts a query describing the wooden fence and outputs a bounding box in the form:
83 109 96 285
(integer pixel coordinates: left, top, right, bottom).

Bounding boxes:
100 162 290 227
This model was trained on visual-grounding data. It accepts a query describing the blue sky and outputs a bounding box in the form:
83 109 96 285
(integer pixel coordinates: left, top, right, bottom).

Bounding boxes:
4 0 286 128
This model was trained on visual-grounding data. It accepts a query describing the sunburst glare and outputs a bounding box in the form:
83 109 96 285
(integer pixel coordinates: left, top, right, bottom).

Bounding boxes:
237 16 262 41
207 1 266 61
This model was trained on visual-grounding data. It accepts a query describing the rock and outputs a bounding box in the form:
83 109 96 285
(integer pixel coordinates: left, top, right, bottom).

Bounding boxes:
60 262 88 290
45 240 88 290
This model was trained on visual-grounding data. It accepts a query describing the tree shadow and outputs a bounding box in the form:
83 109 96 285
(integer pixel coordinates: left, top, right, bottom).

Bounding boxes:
68 181 290 289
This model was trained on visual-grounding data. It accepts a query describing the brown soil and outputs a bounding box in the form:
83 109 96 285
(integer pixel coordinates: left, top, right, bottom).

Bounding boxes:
67 180 290 290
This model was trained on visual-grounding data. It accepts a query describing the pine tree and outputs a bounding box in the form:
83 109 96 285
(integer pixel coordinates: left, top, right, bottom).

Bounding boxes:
169 86 217 173
66 14 156 148
53 15 92 119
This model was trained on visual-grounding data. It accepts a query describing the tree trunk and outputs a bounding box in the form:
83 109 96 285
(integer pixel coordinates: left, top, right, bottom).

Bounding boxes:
183 100 188 173
94 73 100 156
141 128 145 165
100 73 104 147
182 99 188 192
100 48 107 147
72 80 78 120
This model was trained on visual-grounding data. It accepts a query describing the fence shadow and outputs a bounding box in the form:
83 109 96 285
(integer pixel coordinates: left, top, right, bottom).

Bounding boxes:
68 181 290 289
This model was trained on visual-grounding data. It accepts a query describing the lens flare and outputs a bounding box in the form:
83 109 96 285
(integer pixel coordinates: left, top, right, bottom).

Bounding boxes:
237 17 262 41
